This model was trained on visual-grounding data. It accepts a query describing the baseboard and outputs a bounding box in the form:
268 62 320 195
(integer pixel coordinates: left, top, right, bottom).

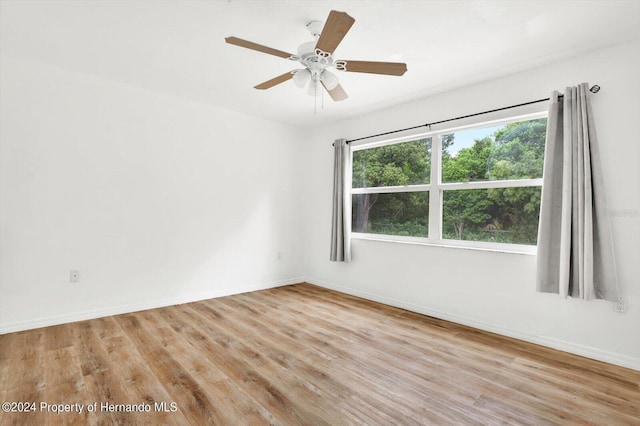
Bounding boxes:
305 277 640 372
0 277 303 334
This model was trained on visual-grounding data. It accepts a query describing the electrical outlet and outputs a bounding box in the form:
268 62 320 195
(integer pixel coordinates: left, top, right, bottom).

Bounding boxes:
614 297 627 314
70 270 80 283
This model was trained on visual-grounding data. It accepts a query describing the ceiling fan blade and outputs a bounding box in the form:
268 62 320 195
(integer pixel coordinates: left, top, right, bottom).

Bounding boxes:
225 36 292 59
254 72 294 90
339 60 407 76
322 82 348 101
315 10 355 55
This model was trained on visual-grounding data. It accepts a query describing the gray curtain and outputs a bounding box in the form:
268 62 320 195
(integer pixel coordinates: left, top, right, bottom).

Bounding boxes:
536 83 618 301
330 138 351 262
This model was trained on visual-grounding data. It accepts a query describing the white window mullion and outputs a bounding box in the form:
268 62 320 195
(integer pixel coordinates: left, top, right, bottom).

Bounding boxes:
428 133 441 240
351 184 431 195
441 178 543 191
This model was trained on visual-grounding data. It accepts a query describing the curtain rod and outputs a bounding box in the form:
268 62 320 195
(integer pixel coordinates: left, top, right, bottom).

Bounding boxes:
340 84 601 144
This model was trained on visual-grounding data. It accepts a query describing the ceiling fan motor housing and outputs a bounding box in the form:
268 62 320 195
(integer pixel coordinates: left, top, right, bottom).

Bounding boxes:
290 40 338 90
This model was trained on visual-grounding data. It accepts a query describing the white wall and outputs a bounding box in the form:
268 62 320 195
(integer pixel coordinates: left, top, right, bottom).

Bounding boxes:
303 39 640 370
0 56 305 333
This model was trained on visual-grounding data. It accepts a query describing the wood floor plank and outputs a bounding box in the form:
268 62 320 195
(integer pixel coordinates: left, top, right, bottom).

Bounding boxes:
114 312 227 425
86 316 124 341
161 303 321 424
245 288 496 422
239 289 499 425
1 329 48 425
184 301 412 425
187 300 390 425
152 325 227 385
508 357 639 418
0 331 15 362
0 332 16 425
44 346 88 426
203 297 453 425
150 321 278 425
45 323 75 351
100 334 191 425
0 283 638 425
73 319 136 425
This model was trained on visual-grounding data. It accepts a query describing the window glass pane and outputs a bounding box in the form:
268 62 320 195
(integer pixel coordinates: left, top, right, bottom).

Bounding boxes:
352 192 429 237
353 138 431 188
441 118 547 183
442 187 541 245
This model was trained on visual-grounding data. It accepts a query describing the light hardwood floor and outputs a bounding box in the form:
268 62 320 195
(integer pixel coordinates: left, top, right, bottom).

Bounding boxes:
0 283 638 425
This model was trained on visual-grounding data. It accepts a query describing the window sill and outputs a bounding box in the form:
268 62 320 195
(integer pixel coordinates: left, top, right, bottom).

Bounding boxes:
350 233 537 255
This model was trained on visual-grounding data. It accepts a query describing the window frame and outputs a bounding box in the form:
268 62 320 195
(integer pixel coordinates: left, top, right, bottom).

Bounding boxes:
350 111 548 254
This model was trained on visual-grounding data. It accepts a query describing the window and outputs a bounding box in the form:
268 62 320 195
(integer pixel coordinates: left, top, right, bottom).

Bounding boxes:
352 138 432 237
351 113 547 252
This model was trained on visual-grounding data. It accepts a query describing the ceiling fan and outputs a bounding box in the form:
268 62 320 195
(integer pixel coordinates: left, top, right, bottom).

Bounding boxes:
225 10 407 101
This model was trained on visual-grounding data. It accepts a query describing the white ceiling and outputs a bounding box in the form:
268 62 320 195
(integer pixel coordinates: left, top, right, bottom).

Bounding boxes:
1 0 639 128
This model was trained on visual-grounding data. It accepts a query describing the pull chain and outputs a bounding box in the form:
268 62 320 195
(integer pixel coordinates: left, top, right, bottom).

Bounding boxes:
314 83 317 115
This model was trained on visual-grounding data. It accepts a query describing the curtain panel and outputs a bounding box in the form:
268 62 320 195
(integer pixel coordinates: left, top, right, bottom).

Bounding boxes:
536 83 618 301
330 138 351 262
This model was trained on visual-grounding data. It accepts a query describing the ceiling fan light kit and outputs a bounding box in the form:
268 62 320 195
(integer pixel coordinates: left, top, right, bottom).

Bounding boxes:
292 69 311 88
320 70 339 90
225 10 408 103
